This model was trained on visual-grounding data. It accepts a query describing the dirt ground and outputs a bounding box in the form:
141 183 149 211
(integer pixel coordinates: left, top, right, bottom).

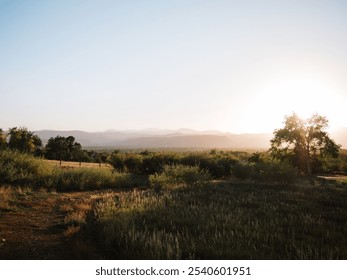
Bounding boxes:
0 190 107 260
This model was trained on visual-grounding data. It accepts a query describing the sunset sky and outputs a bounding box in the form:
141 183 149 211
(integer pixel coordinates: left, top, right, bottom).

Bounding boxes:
1 0 346 133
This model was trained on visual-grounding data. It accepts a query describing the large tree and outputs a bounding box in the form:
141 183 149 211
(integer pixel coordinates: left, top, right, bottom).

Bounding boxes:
45 135 82 164
7 127 43 155
270 113 340 175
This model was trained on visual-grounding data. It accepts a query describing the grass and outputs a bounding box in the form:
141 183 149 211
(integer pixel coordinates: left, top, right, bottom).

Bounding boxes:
149 164 211 190
2 149 347 259
0 150 147 191
0 150 52 187
45 159 112 169
0 186 33 211
0 187 17 211
87 179 347 259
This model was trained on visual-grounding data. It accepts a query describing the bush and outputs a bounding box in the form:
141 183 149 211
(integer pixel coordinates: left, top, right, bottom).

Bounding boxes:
0 150 52 187
0 149 148 191
232 155 298 184
149 164 211 190
113 173 149 189
232 162 254 180
252 160 298 184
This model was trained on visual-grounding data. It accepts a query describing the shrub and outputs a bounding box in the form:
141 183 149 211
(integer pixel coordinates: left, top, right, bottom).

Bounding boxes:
232 162 253 180
0 150 52 187
252 160 298 184
149 164 211 190
113 173 149 189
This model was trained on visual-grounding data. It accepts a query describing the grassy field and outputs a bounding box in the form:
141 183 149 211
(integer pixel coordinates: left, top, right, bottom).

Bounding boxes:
82 178 347 259
1 149 347 259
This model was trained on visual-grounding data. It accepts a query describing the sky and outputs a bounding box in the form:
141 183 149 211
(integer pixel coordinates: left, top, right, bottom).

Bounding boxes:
1 0 347 133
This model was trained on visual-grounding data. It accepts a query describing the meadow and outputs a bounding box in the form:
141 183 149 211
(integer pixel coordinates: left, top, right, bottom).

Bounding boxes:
1 149 347 259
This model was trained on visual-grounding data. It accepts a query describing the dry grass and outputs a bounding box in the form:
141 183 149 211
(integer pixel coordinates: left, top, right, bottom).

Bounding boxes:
0 187 15 211
0 186 33 211
45 160 112 169
62 201 92 229
87 179 347 259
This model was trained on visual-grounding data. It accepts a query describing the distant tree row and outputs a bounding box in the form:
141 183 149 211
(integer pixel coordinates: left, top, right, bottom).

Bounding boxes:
0 127 43 156
108 150 242 178
0 127 103 164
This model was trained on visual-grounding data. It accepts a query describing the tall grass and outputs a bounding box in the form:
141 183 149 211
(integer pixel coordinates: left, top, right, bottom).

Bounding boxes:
89 180 347 259
0 150 147 191
0 150 52 187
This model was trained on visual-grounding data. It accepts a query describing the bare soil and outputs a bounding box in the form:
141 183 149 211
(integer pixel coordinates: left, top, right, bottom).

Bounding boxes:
0 191 107 260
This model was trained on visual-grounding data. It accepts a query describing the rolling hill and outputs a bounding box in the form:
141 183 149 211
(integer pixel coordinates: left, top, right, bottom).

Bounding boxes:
34 129 272 149
34 128 346 149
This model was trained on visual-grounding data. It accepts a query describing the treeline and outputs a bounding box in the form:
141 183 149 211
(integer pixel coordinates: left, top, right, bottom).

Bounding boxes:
108 150 247 178
0 127 105 163
1 126 347 182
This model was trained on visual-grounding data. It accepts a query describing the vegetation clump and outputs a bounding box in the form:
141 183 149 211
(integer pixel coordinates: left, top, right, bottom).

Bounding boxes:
149 164 211 190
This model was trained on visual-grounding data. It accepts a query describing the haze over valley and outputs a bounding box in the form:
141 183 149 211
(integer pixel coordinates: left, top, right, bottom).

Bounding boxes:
34 127 347 149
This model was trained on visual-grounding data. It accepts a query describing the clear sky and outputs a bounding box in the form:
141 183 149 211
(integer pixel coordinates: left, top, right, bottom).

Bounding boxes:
1 0 346 133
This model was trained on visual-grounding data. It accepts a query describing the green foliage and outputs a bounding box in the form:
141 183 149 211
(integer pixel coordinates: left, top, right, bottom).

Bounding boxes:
108 150 238 179
270 113 340 175
338 150 347 174
232 161 254 180
7 127 43 155
231 153 298 184
0 150 52 187
0 149 147 191
149 164 211 189
45 135 83 162
249 152 298 184
53 168 116 191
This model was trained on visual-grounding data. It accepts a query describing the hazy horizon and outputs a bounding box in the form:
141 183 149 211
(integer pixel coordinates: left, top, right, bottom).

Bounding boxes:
1 0 347 133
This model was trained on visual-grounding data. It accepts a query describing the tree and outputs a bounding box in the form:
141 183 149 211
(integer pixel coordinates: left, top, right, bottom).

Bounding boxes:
45 135 82 164
7 127 43 155
270 113 340 176
0 128 7 150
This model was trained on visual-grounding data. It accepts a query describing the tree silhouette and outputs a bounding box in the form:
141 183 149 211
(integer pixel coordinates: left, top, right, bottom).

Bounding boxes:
45 135 83 165
270 113 340 176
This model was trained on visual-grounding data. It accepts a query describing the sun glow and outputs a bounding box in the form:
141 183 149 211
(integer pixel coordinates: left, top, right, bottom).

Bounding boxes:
240 75 344 133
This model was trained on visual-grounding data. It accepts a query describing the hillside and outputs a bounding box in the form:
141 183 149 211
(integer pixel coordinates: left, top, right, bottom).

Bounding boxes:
34 128 347 149
34 129 273 149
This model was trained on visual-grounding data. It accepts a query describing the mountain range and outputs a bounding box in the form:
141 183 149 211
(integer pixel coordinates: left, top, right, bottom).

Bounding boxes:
34 128 347 149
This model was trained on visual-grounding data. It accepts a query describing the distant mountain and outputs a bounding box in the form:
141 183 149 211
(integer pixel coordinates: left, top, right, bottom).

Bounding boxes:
112 134 272 149
34 129 272 149
34 128 346 149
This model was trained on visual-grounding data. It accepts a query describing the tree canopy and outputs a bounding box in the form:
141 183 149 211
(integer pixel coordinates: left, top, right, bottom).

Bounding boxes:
270 113 340 175
45 135 82 163
7 127 43 156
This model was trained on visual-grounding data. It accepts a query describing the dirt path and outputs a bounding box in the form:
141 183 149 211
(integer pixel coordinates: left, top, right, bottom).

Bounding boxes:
0 191 108 260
